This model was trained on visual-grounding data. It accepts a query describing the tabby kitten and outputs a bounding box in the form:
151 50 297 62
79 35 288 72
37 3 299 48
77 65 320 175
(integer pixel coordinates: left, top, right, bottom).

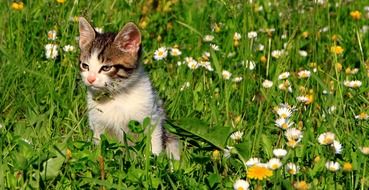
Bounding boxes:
78 17 180 160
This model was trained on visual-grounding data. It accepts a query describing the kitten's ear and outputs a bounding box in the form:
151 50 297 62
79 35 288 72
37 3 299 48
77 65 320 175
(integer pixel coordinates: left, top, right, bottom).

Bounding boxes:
114 22 141 55
79 17 95 49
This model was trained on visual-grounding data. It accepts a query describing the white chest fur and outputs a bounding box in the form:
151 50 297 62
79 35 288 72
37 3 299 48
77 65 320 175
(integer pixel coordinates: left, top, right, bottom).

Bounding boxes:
87 77 160 140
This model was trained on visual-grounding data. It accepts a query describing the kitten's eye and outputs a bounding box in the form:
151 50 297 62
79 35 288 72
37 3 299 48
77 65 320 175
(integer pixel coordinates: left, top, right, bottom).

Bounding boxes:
80 63 89 70
101 65 112 72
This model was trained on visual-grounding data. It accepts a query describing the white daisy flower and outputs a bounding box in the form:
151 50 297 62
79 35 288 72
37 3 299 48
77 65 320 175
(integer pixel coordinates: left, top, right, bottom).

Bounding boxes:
222 70 232 80
233 32 242 41
276 107 293 119
247 31 257 39
344 80 362 88
298 50 308 57
275 118 294 130
202 51 211 60
170 48 182 56
186 57 199 70
230 131 244 141
359 146 369 155
296 96 310 103
45 44 59 59
355 112 368 120
203 35 214 42
233 77 243 83
210 43 220 51
285 128 303 141
63 45 76 52
262 80 273 88
278 72 290 80
245 157 260 167
233 179 249 190
318 132 335 145
297 70 311 78
153 47 168 60
271 49 285 58
332 140 342 154
94 27 104 33
256 44 265 51
325 161 340 172
47 30 57 40
243 60 256 70
273 148 287 158
286 163 299 175
267 158 282 170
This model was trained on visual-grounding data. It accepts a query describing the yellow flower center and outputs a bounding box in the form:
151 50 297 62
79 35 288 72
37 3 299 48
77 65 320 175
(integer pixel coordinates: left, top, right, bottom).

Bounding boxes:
281 123 288 129
237 187 244 190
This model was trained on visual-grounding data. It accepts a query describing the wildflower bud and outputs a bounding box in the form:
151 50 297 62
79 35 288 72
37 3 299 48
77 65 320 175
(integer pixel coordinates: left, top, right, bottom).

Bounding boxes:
66 148 72 160
298 121 303 130
314 156 320 163
233 40 239 47
212 150 220 160
260 55 267 63
331 34 338 42
302 31 309 38
345 67 352 75
335 63 342 72
350 10 361 20
343 162 353 172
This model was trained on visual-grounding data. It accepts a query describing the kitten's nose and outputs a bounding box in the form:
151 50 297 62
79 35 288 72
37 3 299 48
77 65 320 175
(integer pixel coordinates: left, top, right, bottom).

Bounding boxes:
87 75 96 84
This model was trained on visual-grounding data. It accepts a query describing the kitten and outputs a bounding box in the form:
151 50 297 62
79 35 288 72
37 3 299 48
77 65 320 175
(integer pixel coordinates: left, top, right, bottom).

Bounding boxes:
78 17 180 160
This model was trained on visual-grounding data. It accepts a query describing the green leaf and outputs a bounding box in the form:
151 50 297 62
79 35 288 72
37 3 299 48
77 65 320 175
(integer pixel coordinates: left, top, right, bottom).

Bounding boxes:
40 156 65 180
234 142 252 162
169 118 233 149
261 134 273 158
206 173 221 188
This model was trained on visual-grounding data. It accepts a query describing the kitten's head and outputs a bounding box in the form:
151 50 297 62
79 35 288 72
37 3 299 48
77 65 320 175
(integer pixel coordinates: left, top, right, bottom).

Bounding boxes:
78 17 142 94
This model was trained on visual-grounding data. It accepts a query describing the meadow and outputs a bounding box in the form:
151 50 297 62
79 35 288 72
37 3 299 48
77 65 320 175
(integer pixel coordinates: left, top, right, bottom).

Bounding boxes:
1 0 369 189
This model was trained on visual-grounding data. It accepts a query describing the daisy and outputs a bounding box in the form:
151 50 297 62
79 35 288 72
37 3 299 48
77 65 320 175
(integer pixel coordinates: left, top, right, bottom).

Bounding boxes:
297 70 311 79
275 118 293 130
318 132 335 145
267 158 282 170
286 163 299 175
202 51 211 60
344 80 362 88
331 140 342 154
230 131 244 141
210 43 220 51
170 47 182 56
233 179 249 190
273 148 287 158
355 112 368 120
256 44 265 51
247 31 257 39
298 50 308 57
271 49 285 58
63 45 75 52
293 181 310 190
325 161 340 172
153 47 168 60
222 70 232 80
296 95 313 105
247 165 273 180
233 77 243 83
245 157 260 167
278 72 290 80
276 106 293 119
262 80 273 88
243 60 256 70
359 146 369 155
186 59 199 70
233 32 241 41
285 128 303 142
200 61 213 71
47 30 57 40
203 35 214 42
94 27 104 33
45 44 59 59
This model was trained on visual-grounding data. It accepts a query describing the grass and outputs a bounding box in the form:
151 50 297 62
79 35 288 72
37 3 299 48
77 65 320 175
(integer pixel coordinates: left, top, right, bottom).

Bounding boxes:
1 0 369 189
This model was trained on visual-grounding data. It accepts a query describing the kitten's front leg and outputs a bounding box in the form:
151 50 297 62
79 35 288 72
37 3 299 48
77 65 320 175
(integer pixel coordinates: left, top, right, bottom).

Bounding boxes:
89 120 104 144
